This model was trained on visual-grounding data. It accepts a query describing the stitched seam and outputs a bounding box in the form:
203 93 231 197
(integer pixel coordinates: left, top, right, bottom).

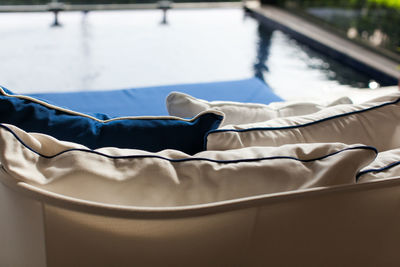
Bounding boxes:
356 161 400 180
0 123 378 164
207 96 400 135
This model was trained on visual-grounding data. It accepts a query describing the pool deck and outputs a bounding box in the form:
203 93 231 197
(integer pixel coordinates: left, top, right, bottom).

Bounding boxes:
245 3 400 86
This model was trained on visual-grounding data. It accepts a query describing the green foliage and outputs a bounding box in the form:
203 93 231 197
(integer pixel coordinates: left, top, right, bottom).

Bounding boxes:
273 0 400 57
274 0 400 9
368 0 400 9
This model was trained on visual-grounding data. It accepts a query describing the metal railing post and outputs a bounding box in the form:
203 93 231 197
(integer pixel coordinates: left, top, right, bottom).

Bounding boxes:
48 0 65 27
158 1 172 25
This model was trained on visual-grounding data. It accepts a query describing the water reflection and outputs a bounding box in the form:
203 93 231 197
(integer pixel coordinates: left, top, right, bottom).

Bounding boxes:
254 22 380 88
293 38 376 88
253 24 273 82
0 9 391 95
80 12 99 89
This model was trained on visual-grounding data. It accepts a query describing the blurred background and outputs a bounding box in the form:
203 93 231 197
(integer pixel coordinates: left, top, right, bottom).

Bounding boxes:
269 0 400 62
0 0 399 99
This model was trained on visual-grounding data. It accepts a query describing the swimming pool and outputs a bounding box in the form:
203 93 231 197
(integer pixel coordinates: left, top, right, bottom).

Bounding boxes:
0 8 387 99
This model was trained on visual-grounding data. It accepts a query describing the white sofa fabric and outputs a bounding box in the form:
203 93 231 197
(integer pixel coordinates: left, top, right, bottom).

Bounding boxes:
0 123 377 207
358 147 400 183
206 92 400 152
167 91 352 126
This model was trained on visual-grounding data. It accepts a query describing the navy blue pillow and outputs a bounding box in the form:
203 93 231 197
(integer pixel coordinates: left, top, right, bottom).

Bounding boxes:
0 87 223 155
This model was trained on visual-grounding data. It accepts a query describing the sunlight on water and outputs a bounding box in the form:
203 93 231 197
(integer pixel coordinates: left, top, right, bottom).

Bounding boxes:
0 8 377 99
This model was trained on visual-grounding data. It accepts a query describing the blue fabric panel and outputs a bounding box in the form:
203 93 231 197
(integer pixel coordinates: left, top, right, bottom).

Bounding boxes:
0 89 223 154
28 78 283 117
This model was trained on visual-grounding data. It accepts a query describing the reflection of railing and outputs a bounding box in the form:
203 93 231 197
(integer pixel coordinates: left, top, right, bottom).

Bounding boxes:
0 1 244 26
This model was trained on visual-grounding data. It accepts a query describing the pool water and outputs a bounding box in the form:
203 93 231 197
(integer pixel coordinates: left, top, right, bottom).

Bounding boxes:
0 8 382 99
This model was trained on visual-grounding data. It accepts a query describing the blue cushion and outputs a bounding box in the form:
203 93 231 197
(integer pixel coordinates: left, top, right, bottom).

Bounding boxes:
27 78 283 117
0 87 223 154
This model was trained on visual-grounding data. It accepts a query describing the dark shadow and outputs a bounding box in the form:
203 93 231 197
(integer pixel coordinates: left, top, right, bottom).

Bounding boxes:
253 23 274 82
295 39 376 88
158 1 172 25
79 10 96 89
51 11 62 27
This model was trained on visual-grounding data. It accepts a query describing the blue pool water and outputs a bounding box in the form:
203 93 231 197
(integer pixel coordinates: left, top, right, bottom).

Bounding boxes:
0 8 384 99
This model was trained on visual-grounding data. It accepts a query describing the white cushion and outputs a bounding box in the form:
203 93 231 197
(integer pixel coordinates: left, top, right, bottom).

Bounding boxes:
166 91 352 126
206 93 400 152
0 123 376 207
357 148 400 183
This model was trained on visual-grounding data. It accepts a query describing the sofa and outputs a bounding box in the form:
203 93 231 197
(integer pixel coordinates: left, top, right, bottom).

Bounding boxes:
1 78 399 266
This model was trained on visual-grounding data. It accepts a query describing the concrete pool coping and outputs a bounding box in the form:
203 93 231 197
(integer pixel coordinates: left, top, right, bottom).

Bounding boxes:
245 3 400 86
